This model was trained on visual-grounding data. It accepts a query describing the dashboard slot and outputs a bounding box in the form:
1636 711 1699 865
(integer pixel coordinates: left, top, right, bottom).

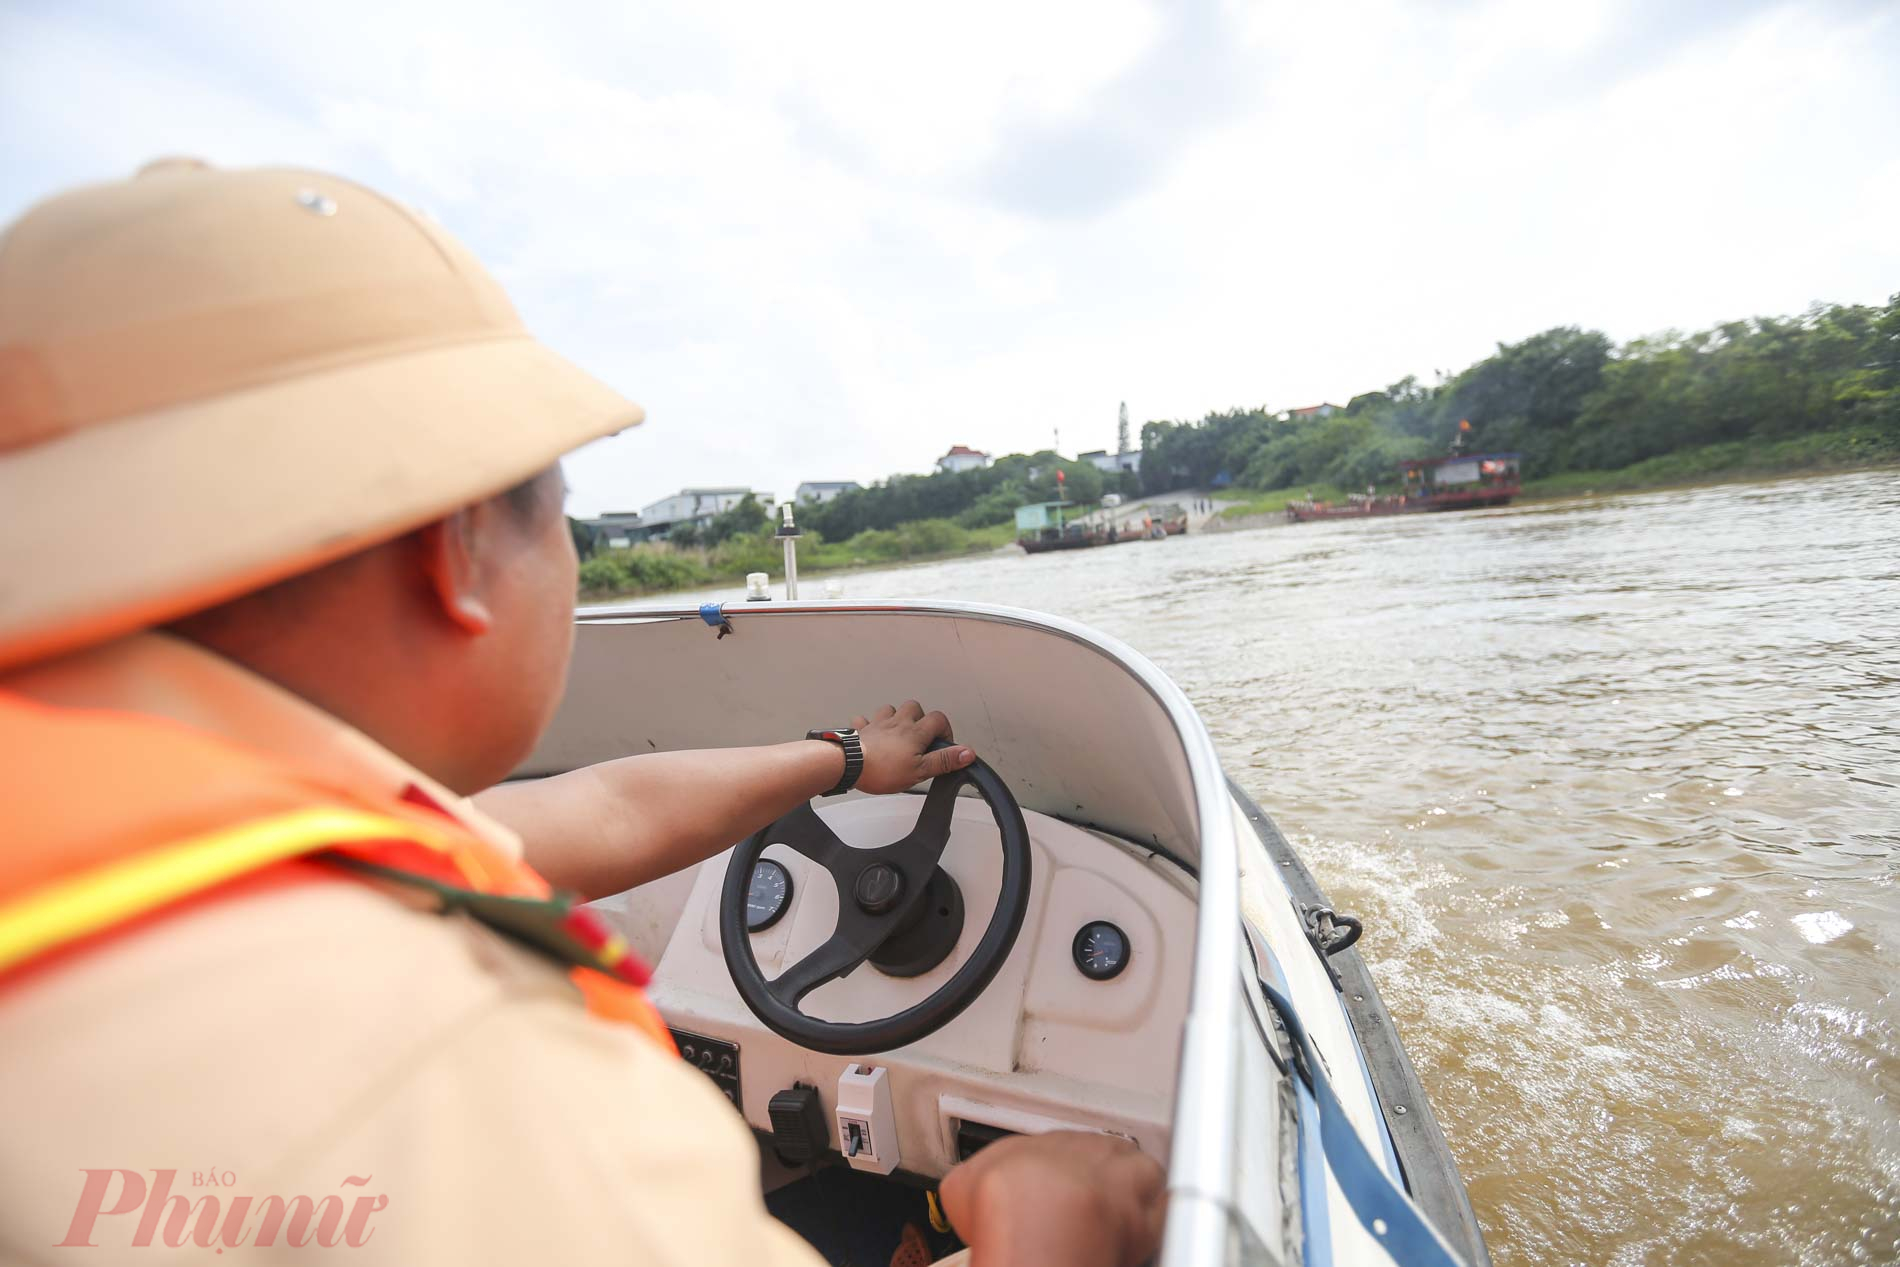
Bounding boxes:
953 1119 1016 1161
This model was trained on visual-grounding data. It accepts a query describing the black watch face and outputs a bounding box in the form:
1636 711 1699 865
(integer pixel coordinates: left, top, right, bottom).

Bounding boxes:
746 859 794 932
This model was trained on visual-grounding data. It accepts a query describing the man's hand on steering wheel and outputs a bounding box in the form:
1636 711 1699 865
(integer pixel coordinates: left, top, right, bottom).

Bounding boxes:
851 700 976 794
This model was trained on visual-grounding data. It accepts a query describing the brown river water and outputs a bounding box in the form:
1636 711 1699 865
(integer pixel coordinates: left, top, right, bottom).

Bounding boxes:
662 470 1900 1265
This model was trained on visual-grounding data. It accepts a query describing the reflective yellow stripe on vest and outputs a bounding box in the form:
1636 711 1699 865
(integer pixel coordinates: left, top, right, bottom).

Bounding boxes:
0 806 446 976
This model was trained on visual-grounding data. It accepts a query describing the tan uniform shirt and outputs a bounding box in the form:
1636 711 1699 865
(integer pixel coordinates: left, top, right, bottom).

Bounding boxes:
0 634 826 1266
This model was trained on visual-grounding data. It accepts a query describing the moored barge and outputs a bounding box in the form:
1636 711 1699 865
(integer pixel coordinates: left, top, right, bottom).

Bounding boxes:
1286 452 1521 523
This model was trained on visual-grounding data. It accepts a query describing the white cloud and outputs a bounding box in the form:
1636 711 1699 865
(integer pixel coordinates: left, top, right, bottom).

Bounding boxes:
1 0 1894 515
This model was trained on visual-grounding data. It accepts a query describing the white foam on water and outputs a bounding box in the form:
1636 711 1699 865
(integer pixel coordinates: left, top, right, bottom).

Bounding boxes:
1538 1003 1575 1029
1791 911 1854 944
1657 962 1754 990
1786 1000 1873 1042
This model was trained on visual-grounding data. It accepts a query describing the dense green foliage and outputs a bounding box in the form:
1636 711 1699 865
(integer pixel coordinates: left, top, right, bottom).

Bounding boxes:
702 492 771 545
802 450 1134 539
576 548 705 594
575 521 1016 599
1523 427 1900 497
663 496 771 549
1142 296 1900 495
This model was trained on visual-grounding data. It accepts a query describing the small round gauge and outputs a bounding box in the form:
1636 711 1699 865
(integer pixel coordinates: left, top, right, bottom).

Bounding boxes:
746 859 794 932
1072 920 1130 981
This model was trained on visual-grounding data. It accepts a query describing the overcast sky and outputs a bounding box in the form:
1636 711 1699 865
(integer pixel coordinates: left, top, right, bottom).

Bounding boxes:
3 0 1895 515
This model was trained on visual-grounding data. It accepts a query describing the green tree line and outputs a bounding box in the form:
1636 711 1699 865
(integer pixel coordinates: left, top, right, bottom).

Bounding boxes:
575 514 1016 597
800 451 1134 540
1139 295 1900 495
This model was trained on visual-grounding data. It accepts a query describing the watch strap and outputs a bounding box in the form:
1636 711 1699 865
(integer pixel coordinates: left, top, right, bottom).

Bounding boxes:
806 728 864 797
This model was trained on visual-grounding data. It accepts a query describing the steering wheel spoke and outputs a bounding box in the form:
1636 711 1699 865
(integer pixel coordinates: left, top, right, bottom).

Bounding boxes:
766 931 873 1007
772 801 852 869
886 771 966 873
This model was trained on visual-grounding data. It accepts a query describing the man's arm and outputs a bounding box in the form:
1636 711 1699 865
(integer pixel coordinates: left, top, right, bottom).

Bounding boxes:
475 701 976 900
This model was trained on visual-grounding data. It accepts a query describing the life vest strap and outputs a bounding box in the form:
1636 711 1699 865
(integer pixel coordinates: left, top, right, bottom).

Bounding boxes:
322 855 652 987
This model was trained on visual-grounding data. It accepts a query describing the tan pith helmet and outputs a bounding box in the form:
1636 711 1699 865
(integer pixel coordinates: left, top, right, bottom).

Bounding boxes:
0 159 643 671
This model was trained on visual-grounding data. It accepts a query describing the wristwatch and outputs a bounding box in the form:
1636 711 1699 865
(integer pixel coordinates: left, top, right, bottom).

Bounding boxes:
806 728 865 797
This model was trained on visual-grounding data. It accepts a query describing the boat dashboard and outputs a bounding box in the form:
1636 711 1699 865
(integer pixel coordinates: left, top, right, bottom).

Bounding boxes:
625 790 1196 1181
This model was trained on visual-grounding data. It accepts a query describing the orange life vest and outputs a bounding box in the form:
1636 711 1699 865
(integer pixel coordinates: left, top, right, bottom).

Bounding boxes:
0 689 674 1050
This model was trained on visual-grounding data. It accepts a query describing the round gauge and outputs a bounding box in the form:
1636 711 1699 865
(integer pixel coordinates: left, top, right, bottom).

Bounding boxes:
746 859 794 932
1072 920 1130 981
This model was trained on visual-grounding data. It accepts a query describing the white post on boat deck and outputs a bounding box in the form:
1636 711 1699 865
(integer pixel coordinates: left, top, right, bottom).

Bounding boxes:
775 502 802 601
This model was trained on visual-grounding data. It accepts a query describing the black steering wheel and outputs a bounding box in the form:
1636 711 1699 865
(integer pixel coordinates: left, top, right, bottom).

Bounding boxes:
720 750 1032 1055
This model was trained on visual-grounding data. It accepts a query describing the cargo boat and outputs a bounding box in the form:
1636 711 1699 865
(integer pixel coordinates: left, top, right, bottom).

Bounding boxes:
1286 452 1521 523
1017 500 1188 552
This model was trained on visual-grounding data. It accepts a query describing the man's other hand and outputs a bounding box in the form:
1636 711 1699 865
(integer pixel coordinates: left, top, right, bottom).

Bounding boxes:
850 700 976 794
939 1131 1167 1267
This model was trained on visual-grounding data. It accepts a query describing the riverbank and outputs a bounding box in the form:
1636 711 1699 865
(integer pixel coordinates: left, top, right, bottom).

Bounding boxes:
1520 426 1900 498
1207 427 1900 527
579 431 1900 601
1211 485 1347 522
576 520 1017 602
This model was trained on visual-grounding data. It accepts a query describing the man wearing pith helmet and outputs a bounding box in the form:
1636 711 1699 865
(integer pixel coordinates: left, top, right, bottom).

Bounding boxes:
0 161 1164 1265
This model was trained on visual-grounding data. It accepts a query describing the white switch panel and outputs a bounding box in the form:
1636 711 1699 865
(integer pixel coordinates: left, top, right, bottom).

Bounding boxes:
835 1064 898 1175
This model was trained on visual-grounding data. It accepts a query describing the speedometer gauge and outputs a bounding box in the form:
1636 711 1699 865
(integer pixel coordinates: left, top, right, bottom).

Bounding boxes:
746 859 793 932
1072 920 1130 980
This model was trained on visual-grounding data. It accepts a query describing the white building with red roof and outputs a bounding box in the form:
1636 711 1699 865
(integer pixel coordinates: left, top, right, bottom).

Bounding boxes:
1288 403 1343 420
935 444 991 473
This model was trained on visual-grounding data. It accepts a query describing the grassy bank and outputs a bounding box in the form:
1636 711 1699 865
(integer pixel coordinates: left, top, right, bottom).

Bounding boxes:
576 519 1016 601
1215 485 1347 519
1520 427 1900 499
1209 428 1899 521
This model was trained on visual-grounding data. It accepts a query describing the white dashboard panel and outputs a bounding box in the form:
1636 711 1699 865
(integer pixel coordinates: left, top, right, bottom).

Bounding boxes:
639 795 1196 1178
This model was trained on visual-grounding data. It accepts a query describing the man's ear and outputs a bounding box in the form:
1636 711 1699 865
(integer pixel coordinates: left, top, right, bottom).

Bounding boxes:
416 509 493 634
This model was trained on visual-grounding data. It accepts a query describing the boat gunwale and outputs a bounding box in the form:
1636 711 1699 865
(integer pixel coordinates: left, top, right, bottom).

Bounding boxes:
1228 778 1492 1267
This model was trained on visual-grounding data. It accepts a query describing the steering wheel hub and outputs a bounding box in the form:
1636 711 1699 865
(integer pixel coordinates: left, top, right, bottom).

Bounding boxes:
853 863 905 914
